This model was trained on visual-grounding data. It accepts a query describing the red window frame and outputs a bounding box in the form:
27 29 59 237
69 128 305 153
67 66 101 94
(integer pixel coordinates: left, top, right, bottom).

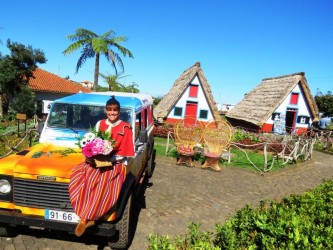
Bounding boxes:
189 85 198 98
290 93 299 105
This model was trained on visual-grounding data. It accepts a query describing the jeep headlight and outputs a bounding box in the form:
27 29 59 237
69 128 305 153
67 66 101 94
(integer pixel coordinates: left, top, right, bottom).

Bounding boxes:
0 179 11 194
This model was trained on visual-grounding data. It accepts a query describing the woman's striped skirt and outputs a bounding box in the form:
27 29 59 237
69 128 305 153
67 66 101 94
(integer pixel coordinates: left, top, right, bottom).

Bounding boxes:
68 162 125 220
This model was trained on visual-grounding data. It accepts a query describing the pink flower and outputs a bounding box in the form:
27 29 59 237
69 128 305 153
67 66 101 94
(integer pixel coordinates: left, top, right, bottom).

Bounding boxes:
81 138 113 158
82 142 94 158
103 141 113 154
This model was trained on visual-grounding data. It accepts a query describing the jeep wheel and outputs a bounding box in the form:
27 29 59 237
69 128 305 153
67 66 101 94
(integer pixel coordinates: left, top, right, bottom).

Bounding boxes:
108 192 133 249
0 223 18 237
146 149 156 178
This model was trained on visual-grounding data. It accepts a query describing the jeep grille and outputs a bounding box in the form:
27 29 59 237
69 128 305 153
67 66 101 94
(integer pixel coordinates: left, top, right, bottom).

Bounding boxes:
13 178 73 212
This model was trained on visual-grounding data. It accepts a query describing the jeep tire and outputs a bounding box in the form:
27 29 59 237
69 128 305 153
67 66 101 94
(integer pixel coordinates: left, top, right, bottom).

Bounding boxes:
0 223 18 237
108 192 133 249
146 148 155 179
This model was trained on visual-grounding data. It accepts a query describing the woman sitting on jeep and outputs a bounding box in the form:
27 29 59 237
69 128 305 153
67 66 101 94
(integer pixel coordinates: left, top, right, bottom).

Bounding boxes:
68 96 135 237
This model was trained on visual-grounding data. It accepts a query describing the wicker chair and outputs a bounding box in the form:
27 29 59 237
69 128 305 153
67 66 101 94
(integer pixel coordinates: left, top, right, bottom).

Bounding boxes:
202 120 233 171
174 117 204 167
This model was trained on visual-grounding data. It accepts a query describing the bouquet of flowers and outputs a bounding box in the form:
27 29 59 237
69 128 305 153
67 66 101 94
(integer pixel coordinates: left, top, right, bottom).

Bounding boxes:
77 130 115 167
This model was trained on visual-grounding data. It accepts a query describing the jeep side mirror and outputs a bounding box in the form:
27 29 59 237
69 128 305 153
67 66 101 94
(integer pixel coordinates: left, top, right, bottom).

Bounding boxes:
138 130 148 143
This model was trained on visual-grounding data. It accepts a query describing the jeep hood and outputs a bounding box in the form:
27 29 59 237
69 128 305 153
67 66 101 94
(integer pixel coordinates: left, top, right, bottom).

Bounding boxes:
0 143 84 179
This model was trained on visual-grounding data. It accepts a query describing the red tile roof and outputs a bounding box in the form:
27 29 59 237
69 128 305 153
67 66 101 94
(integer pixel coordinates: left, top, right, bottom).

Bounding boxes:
29 68 92 94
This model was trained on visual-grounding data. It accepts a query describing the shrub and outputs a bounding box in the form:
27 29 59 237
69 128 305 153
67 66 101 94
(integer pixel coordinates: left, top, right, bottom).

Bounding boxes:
214 179 333 249
147 223 219 250
10 85 37 117
154 123 174 138
147 179 333 249
232 128 264 144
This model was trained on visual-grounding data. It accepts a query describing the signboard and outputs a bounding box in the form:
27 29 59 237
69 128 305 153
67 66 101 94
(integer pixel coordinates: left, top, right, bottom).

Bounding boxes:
16 113 27 120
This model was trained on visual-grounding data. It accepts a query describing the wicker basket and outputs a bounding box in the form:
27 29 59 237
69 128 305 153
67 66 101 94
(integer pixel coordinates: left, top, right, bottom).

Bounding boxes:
88 155 112 168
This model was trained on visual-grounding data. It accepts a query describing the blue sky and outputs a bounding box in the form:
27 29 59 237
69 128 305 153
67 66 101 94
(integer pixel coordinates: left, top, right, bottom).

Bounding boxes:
1 0 332 105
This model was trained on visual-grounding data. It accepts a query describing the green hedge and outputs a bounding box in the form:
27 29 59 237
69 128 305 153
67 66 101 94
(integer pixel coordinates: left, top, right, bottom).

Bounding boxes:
147 178 333 249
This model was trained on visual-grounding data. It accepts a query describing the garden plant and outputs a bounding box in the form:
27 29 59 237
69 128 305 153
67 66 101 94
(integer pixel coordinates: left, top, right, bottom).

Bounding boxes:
147 178 333 249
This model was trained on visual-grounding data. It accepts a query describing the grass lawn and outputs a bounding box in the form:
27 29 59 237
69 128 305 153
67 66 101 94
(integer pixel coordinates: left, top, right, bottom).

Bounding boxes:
0 131 327 172
314 143 333 155
223 148 289 172
154 137 291 172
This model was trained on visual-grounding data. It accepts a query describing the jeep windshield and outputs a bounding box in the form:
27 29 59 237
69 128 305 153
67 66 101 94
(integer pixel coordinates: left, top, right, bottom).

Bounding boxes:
48 103 132 130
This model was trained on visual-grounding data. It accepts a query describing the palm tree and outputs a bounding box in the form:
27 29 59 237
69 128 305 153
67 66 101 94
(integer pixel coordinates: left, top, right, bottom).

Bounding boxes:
99 72 129 91
99 72 139 93
122 82 139 93
63 28 134 91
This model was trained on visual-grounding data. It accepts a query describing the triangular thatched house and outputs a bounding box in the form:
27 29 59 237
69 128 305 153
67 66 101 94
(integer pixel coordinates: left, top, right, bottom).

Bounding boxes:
226 72 318 135
154 62 219 126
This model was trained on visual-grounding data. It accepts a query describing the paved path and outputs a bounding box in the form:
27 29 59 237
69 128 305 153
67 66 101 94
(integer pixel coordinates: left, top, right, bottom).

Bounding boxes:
0 151 332 250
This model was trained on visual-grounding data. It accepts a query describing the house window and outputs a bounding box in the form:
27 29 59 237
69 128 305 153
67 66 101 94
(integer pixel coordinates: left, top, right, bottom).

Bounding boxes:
272 112 281 121
199 110 208 119
290 93 299 105
174 107 183 117
297 116 310 124
189 84 198 98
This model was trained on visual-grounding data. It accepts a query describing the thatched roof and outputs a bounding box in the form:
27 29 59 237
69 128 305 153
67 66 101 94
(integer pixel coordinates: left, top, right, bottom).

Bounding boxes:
226 72 319 126
154 62 218 122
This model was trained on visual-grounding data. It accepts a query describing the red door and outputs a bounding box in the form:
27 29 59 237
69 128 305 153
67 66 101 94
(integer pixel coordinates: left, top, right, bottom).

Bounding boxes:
184 102 197 127
286 109 297 133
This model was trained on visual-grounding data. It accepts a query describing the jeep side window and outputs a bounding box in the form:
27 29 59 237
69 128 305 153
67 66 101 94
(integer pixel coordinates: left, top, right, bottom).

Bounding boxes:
142 108 147 130
147 105 153 127
135 112 142 141
48 104 68 127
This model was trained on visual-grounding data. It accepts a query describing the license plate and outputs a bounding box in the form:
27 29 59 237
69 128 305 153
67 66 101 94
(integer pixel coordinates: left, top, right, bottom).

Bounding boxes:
45 209 79 223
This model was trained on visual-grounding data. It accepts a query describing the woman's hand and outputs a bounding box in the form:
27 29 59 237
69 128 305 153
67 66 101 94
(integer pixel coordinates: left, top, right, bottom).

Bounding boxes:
85 157 95 165
94 154 112 162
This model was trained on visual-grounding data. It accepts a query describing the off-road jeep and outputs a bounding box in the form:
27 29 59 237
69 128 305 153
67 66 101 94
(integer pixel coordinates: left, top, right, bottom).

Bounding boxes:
0 91 155 249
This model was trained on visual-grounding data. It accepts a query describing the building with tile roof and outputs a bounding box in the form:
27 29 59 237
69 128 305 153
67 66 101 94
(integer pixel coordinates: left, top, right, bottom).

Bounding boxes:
29 68 91 113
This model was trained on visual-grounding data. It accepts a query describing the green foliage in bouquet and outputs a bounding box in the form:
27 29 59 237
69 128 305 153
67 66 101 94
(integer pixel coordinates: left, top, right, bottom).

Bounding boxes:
76 128 112 149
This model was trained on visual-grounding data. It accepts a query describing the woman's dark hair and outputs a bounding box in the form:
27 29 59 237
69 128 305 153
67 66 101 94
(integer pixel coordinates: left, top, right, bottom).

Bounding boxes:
106 95 120 109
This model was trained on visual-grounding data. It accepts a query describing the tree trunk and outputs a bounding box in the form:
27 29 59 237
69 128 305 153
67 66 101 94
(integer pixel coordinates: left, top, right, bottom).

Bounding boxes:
0 95 3 117
93 53 100 92
0 94 9 117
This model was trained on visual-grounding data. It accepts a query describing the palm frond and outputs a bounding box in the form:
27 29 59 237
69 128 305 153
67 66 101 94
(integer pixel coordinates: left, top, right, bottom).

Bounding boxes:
105 50 119 74
111 36 128 43
111 43 134 58
67 28 97 41
75 46 95 73
114 53 125 72
63 40 87 55
105 50 115 62
101 29 116 39
91 38 108 53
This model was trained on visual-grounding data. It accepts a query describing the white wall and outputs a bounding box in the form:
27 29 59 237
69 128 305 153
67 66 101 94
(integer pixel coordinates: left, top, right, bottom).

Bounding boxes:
168 75 214 121
42 100 53 113
218 104 236 112
264 84 312 129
